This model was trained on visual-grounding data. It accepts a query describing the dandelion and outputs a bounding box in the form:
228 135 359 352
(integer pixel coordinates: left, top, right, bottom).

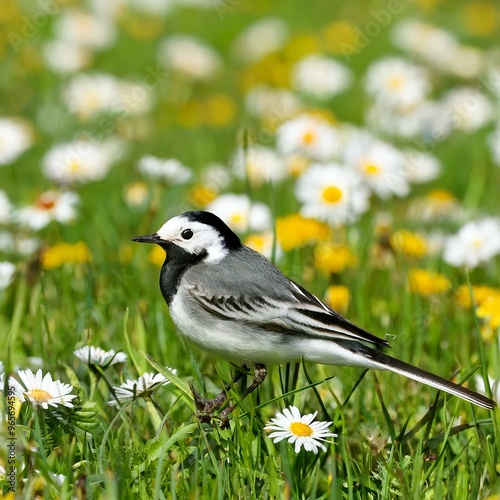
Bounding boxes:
390 230 428 259
476 295 500 330
41 242 92 270
74 346 127 367
244 232 282 259
276 214 330 251
324 285 350 313
455 285 500 308
314 243 358 274
108 370 176 405
188 185 218 208
14 369 77 409
408 269 451 297
264 406 336 454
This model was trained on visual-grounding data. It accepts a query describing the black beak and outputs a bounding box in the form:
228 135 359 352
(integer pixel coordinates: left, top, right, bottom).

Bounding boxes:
131 233 161 244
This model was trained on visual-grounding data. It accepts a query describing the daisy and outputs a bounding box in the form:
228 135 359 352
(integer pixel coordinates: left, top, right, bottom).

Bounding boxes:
63 73 122 121
0 190 12 223
438 87 493 132
295 163 370 225
232 146 288 186
292 55 352 100
244 232 282 260
15 369 77 409
53 9 117 50
42 139 122 185
364 57 430 110
108 369 176 405
489 127 500 166
443 218 500 268
402 150 441 184
474 374 500 403
264 406 336 454
277 114 341 161
14 191 80 230
245 85 301 123
0 262 15 290
0 117 33 166
158 36 222 81
74 346 127 367
137 156 193 184
342 134 409 199
232 17 288 64
42 40 91 74
206 194 272 232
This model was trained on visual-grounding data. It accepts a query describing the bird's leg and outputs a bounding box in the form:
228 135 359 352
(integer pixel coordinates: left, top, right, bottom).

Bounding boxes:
190 365 249 414
220 364 267 425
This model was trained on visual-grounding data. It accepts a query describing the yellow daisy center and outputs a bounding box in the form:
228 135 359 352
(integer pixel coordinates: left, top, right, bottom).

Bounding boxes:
473 239 483 248
27 389 52 403
321 186 343 204
363 163 380 175
230 213 244 225
68 160 81 172
290 422 313 437
388 76 403 90
302 130 316 145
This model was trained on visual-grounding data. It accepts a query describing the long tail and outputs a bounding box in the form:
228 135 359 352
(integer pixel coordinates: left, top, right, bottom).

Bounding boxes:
363 348 496 410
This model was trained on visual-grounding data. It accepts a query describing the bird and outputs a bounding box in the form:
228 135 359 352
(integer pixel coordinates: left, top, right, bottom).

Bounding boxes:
132 210 496 418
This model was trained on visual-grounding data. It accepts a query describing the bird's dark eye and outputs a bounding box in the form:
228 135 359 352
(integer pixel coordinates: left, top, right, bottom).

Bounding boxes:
181 229 194 240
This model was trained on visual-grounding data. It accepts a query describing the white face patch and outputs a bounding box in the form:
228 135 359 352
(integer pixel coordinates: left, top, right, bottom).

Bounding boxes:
156 215 229 263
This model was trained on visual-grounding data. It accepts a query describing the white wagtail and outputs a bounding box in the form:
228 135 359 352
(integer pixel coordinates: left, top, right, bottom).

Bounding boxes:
133 210 495 417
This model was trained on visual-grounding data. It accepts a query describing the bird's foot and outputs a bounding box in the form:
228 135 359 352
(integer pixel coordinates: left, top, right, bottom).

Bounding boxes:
189 382 229 420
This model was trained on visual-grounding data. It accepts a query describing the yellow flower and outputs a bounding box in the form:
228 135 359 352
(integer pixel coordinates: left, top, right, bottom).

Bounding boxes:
462 2 497 36
322 21 357 54
314 242 357 274
204 94 236 127
149 246 165 267
324 285 350 313
408 268 451 296
276 214 330 251
42 242 91 270
476 295 500 329
189 185 218 207
455 285 500 308
390 230 428 258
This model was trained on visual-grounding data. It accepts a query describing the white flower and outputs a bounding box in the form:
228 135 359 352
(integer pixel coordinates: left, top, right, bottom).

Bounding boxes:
201 163 232 190
392 20 459 69
232 17 288 64
232 146 288 186
343 134 409 199
108 369 176 405
0 118 33 166
245 85 301 122
159 36 222 81
438 87 493 132
63 73 123 120
264 406 336 454
402 150 441 184
474 374 500 403
74 346 127 366
0 190 12 223
137 156 192 184
54 9 117 50
489 127 500 166
364 57 430 110
0 231 39 255
15 369 77 409
118 81 154 115
42 140 121 185
244 232 282 260
206 194 272 232
292 55 352 100
295 163 370 225
127 0 173 15
42 40 91 74
277 114 340 161
0 262 15 290
443 218 500 268
14 191 79 230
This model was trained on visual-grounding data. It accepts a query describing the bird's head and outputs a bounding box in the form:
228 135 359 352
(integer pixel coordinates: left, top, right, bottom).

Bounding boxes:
132 211 241 263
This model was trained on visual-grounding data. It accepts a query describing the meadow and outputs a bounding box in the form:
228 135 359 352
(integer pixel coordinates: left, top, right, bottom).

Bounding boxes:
1 0 500 498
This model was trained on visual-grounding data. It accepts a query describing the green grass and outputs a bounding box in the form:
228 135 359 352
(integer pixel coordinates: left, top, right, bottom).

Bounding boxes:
1 0 500 498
